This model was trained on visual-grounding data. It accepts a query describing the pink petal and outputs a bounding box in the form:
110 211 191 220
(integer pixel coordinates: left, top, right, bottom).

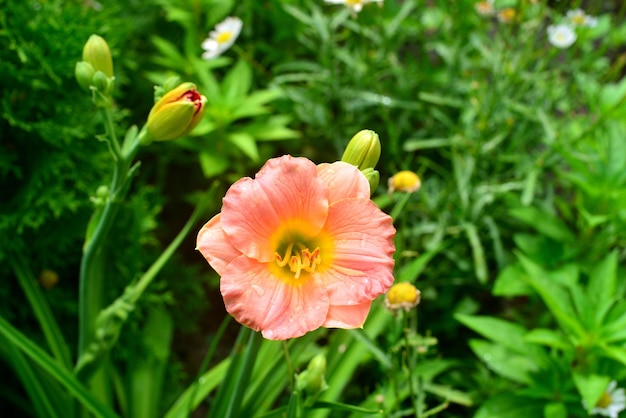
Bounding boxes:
321 198 395 305
323 301 373 328
196 214 241 276
317 161 370 203
221 156 329 262
220 256 330 340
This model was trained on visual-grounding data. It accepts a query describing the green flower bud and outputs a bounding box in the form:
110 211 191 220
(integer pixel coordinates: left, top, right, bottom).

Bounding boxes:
341 129 381 171
91 71 109 93
75 61 95 91
296 354 328 397
361 167 380 195
82 34 114 78
146 82 207 141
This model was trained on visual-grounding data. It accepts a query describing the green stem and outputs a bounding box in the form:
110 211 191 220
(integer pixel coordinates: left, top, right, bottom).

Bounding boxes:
283 340 295 391
402 313 420 418
76 109 144 411
128 184 216 302
74 184 216 383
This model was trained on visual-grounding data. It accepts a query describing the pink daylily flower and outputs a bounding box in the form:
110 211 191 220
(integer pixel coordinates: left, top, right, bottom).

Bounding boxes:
196 155 396 340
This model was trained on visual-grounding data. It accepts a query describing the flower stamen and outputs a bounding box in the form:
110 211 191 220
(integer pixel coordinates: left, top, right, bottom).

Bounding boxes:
275 243 321 279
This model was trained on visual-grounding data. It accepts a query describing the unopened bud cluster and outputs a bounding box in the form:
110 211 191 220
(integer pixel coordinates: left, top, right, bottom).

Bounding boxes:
296 353 328 397
75 35 114 95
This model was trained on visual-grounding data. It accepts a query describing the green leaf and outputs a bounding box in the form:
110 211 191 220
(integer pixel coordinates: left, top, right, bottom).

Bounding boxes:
456 314 545 361
543 402 567 418
11 253 72 370
310 400 382 415
403 136 461 151
468 339 536 384
164 359 229 418
474 393 544 418
242 115 300 141
463 223 488 284
230 89 283 120
423 382 473 406
222 59 252 101
524 329 570 351
600 344 626 367
0 316 119 418
349 329 392 370
599 307 626 343
199 151 229 178
207 328 262 418
396 247 441 283
509 207 574 242
588 251 618 325
282 4 314 26
493 264 533 297
150 36 186 67
308 305 391 418
228 132 260 161
599 78 626 113
517 253 586 338
240 334 319 416
572 372 610 415
126 307 174 418
0 333 62 418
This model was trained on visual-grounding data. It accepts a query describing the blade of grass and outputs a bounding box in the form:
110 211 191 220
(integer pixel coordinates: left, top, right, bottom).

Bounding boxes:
0 316 119 418
0 332 60 418
207 327 262 418
11 252 72 370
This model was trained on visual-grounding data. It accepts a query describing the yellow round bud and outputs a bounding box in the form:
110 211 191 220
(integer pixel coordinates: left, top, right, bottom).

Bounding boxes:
388 170 421 194
38 269 59 290
385 282 421 312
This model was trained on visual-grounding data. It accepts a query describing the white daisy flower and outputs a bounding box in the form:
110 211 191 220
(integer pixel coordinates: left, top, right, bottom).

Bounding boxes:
201 17 242 60
566 8 598 28
324 0 383 14
590 381 626 418
547 24 577 49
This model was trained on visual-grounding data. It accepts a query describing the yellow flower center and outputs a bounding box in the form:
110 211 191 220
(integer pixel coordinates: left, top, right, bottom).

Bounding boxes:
596 391 612 408
572 15 585 25
346 0 363 5
270 220 333 281
216 31 233 44
275 242 321 279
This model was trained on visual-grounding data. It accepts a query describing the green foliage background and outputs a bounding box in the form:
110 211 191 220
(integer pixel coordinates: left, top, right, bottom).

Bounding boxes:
2 0 626 417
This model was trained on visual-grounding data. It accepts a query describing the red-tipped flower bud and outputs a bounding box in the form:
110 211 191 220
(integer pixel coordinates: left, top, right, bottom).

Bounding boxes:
146 83 207 141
